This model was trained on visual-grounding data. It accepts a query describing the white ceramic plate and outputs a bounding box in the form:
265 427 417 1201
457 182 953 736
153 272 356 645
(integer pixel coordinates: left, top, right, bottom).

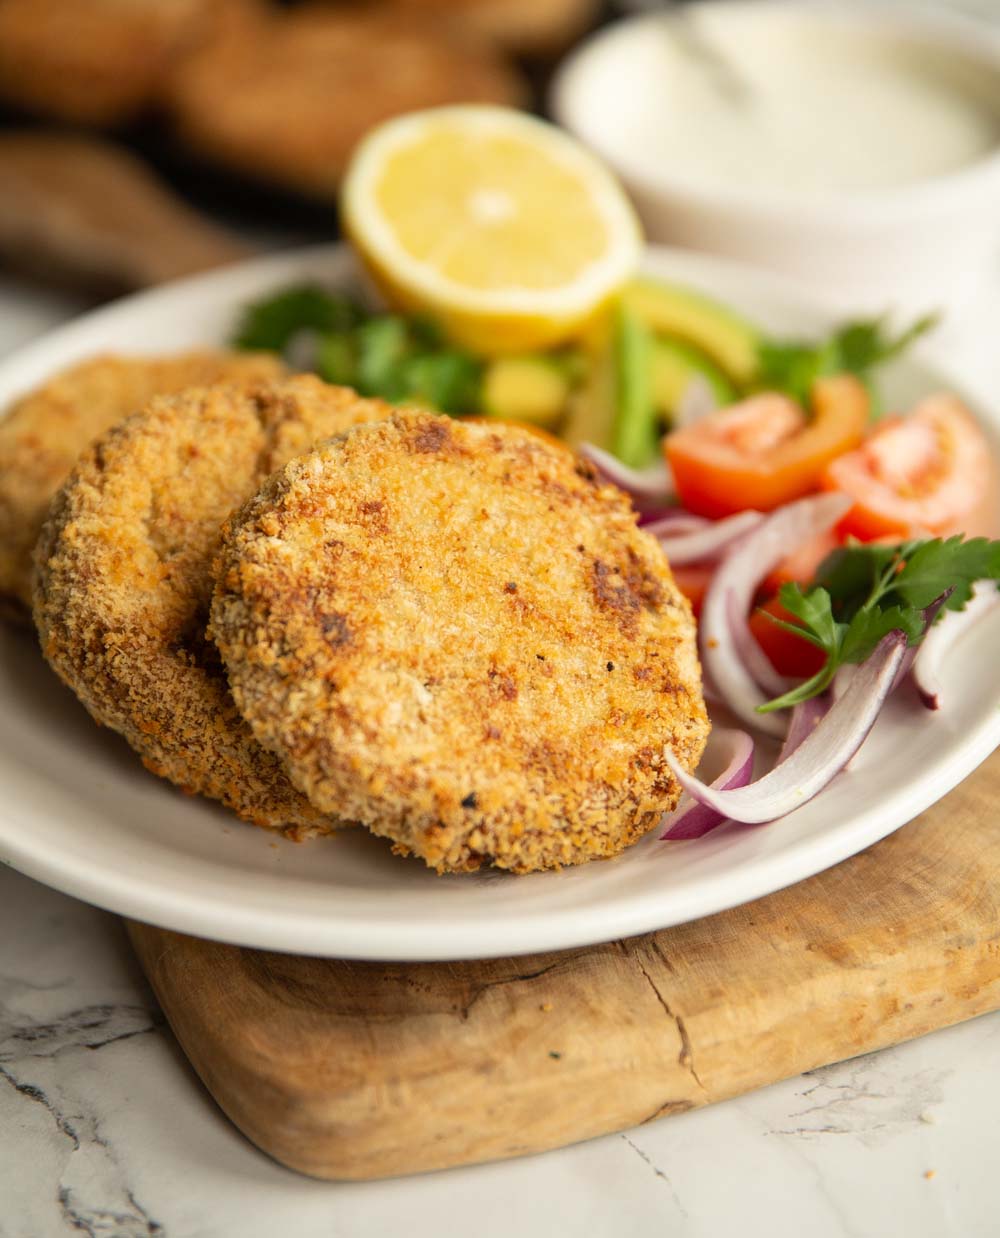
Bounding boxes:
1 245 998 961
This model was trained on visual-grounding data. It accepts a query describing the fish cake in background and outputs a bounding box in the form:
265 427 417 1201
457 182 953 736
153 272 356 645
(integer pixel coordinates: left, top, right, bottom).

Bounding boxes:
211 410 709 873
33 375 393 834
0 0 216 126
164 4 527 199
377 0 601 56
0 131 252 295
0 350 285 619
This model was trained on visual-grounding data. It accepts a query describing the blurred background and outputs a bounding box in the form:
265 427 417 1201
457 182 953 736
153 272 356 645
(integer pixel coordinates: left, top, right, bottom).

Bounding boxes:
1 0 999 327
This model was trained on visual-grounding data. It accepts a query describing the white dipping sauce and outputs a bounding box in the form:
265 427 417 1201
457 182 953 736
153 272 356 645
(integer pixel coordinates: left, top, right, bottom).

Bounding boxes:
574 9 1000 194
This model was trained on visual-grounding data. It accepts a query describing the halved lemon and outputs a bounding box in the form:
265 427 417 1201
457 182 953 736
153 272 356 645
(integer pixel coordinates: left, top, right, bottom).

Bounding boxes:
341 106 643 355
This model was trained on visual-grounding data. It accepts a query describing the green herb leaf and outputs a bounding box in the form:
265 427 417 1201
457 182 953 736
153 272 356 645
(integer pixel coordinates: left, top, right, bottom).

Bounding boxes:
233 285 362 352
776 582 841 651
315 332 357 387
756 314 938 411
403 351 483 415
758 534 1000 714
839 604 924 665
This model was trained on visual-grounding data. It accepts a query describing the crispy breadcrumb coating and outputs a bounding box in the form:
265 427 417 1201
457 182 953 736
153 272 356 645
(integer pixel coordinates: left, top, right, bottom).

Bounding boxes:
165 5 526 198
0 349 285 618
211 410 709 871
33 375 392 835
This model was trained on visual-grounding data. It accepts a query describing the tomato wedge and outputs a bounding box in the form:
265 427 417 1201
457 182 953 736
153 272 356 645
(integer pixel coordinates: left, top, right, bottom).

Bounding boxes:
664 375 869 518
823 393 993 540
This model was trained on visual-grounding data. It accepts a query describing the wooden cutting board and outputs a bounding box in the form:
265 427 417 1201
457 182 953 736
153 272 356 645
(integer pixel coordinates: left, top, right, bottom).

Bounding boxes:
128 749 1000 1181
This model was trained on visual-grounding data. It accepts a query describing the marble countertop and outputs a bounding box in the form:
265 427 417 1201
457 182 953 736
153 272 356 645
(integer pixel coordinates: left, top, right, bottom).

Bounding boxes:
2 273 1000 1238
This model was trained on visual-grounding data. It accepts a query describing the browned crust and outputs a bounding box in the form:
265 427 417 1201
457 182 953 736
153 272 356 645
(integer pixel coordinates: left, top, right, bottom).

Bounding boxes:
211 409 709 871
0 0 217 126
164 5 526 198
0 349 286 618
33 375 393 835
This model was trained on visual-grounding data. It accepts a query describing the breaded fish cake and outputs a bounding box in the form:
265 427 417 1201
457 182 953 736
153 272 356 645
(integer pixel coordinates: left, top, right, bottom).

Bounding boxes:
34 376 392 835
0 349 284 618
0 0 209 125
211 410 709 872
384 0 600 56
165 6 526 198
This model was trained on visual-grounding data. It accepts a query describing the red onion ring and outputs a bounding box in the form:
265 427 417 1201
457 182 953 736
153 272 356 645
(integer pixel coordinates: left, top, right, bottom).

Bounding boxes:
776 693 830 763
639 509 709 534
726 589 790 697
579 443 673 509
912 581 1000 710
699 493 853 737
664 632 906 823
660 729 755 840
655 509 764 566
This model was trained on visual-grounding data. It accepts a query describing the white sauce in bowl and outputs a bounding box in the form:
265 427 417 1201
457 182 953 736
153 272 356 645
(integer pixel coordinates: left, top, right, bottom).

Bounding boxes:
564 6 1000 195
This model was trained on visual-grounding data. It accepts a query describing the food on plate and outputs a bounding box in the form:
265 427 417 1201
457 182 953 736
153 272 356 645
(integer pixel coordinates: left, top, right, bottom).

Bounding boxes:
34 376 392 835
0 349 284 619
0 131 251 295
166 8 525 200
210 409 709 872
664 375 869 517
0 0 214 125
619 278 760 387
823 393 992 540
341 106 642 353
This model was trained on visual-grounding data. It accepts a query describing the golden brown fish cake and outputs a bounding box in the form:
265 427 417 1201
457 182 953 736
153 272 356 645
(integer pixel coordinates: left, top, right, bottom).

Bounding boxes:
0 349 285 619
34 376 393 835
382 0 600 56
0 0 214 125
211 410 709 872
165 5 526 199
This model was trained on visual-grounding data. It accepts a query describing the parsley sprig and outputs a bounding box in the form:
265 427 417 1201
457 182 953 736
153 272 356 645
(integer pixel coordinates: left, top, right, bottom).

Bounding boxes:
758 537 1000 713
233 284 484 415
757 315 938 413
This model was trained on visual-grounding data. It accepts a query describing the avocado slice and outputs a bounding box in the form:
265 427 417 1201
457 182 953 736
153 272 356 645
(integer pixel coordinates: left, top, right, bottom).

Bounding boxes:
621 278 760 386
650 336 737 421
562 341 615 452
481 355 572 428
610 303 659 470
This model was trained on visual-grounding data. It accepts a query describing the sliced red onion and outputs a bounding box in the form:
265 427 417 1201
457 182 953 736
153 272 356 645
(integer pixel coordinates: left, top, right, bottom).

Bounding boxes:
639 509 709 534
727 589 790 697
777 693 830 764
665 632 906 824
912 581 1000 710
700 493 854 737
675 374 720 427
655 509 764 566
661 729 755 840
579 442 673 509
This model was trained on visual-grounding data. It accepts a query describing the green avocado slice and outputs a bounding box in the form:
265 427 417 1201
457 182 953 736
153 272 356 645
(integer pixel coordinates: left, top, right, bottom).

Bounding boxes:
621 278 760 386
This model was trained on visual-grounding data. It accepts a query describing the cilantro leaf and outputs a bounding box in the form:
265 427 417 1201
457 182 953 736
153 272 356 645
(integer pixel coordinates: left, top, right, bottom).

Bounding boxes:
758 534 1000 714
403 351 483 415
756 314 938 411
891 537 1000 610
233 285 362 352
776 582 842 650
839 604 925 665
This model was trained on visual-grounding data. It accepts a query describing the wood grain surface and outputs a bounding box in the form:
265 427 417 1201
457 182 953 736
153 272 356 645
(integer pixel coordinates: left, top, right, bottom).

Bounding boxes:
129 749 1000 1181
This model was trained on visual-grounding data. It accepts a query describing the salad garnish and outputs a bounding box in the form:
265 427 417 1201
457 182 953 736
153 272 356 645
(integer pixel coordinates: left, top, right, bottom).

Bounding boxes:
757 314 938 412
759 536 1000 712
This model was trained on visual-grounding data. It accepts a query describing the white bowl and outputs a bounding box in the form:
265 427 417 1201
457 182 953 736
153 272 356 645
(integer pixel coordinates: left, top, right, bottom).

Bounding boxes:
551 1 1000 318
